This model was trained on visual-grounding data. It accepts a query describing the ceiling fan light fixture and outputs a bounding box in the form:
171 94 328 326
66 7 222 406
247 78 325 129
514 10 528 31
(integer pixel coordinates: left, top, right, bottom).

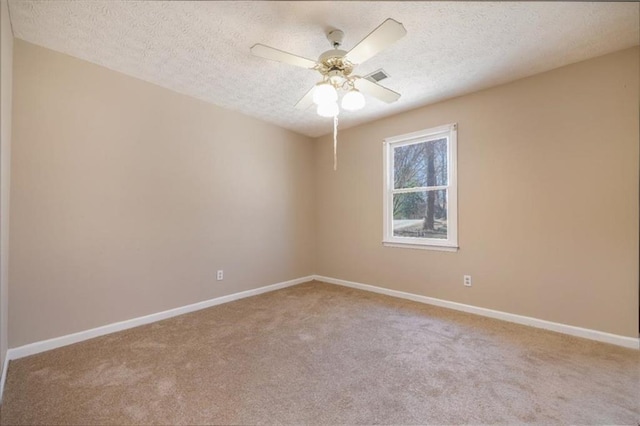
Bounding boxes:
317 101 339 118
329 75 343 85
312 82 338 105
328 70 344 86
341 89 366 111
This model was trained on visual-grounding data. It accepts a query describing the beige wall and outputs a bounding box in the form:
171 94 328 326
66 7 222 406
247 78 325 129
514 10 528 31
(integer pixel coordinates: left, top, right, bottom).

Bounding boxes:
315 47 639 338
9 40 315 347
6 39 639 348
0 0 13 368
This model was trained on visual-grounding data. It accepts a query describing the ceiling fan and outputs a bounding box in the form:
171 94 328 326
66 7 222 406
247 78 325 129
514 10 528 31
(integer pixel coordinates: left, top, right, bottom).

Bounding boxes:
250 18 407 118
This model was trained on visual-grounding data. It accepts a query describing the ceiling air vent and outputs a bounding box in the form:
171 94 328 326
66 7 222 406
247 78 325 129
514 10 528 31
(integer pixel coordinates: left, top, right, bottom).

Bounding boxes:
365 69 390 83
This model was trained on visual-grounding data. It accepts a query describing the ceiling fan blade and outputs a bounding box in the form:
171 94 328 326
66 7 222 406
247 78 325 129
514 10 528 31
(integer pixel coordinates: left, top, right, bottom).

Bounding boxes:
354 77 401 103
295 86 315 110
250 44 317 69
345 18 407 65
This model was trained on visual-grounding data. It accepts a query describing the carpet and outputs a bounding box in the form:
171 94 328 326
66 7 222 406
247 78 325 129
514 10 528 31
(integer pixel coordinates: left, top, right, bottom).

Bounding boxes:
1 281 639 424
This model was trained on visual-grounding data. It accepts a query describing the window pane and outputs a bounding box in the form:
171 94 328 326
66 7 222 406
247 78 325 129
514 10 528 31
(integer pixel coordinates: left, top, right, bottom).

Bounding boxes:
394 138 448 189
393 190 447 239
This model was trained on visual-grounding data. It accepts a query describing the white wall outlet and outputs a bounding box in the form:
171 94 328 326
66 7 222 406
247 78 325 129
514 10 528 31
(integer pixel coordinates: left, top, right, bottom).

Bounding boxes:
217 270 224 281
464 275 472 287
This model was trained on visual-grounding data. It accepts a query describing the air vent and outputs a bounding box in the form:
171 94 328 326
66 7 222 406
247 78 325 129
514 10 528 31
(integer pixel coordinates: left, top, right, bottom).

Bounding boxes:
365 69 390 83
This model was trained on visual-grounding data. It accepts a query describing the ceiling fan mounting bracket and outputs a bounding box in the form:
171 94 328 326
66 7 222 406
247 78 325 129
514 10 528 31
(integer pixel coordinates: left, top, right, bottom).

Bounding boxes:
327 29 344 49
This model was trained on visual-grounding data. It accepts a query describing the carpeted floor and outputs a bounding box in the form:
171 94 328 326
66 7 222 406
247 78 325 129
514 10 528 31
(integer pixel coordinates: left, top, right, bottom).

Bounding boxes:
1 280 639 425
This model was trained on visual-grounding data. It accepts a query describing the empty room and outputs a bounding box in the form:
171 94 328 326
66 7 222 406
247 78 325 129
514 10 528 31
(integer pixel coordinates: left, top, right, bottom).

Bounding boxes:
0 1 638 424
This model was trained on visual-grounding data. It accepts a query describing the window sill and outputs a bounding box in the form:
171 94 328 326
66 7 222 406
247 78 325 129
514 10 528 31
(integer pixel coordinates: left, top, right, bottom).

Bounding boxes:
382 242 459 252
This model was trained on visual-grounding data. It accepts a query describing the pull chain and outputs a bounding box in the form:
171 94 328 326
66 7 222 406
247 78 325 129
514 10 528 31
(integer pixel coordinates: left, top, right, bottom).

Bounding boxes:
333 115 339 171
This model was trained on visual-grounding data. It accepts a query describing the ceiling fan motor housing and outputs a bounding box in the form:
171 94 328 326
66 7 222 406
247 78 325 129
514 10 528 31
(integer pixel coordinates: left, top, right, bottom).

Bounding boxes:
318 49 353 79
318 28 353 80
318 49 347 63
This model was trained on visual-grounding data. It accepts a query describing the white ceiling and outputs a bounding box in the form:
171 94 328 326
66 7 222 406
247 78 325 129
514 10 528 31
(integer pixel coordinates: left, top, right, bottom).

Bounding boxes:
8 1 639 138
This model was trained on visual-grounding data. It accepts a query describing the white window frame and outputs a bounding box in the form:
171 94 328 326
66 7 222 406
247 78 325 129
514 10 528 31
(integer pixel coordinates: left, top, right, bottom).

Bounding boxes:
383 123 458 252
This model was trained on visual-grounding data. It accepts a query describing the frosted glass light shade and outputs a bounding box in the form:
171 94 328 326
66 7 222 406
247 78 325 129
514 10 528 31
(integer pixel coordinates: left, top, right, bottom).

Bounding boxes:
329 74 343 85
317 102 339 117
313 83 338 105
341 89 365 111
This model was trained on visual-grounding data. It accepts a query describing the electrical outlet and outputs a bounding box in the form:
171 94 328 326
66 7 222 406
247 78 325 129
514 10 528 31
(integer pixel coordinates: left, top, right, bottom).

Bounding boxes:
217 270 224 281
463 275 472 287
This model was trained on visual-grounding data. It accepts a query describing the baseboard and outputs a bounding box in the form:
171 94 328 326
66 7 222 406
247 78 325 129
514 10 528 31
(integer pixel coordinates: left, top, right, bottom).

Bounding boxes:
2 273 636 402
313 275 640 350
5 276 314 363
0 353 8 403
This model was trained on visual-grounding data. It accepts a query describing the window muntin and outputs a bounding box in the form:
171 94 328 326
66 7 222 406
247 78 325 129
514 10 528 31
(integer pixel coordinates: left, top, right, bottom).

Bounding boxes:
383 124 458 251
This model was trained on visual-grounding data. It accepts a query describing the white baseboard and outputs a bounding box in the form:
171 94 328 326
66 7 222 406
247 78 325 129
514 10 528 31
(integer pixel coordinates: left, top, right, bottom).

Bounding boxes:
313 275 640 350
1 273 636 402
0 353 8 404
3 275 313 373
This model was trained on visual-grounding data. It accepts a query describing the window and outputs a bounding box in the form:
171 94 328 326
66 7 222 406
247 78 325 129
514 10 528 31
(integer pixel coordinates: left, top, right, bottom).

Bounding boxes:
383 123 458 251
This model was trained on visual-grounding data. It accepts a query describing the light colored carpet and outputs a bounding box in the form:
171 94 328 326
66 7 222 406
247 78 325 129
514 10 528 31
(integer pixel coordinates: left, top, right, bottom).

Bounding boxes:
1 280 639 425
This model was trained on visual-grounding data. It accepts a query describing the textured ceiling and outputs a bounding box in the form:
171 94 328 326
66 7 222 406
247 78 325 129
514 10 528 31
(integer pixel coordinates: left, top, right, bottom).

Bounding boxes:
8 1 640 137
